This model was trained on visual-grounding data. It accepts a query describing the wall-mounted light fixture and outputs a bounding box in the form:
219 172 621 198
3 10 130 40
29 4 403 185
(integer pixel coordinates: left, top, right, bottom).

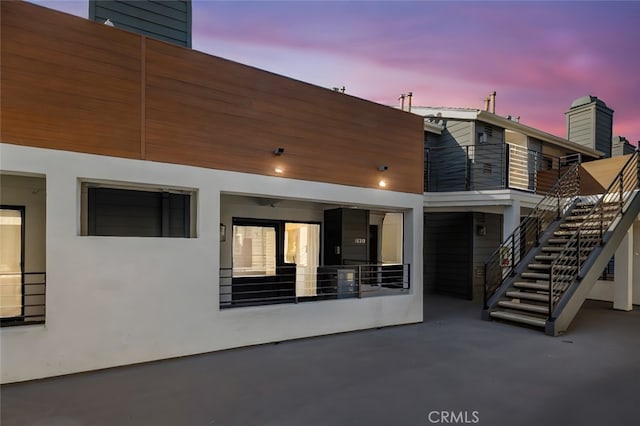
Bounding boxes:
378 165 388 187
274 167 284 174
273 147 284 156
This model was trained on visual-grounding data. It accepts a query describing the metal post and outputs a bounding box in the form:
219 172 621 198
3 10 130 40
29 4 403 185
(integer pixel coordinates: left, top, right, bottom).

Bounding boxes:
576 232 581 279
637 152 640 190
465 146 470 190
548 265 554 316
600 205 604 242
619 173 625 213
425 148 430 192
504 145 509 189
510 233 516 274
483 263 488 310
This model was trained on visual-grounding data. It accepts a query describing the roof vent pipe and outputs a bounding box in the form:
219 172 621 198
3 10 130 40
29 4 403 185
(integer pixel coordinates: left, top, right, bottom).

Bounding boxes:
483 97 490 111
407 92 413 112
490 91 496 114
399 93 406 111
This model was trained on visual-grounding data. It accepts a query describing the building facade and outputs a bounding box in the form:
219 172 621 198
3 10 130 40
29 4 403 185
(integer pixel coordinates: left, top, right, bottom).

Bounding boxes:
0 1 424 383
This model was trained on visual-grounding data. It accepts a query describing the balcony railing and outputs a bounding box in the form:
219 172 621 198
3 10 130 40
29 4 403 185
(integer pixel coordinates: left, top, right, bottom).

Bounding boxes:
220 264 410 309
0 272 46 327
424 143 570 194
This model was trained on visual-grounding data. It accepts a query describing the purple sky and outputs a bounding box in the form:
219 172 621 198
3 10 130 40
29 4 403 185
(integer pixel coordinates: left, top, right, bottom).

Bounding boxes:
32 1 640 145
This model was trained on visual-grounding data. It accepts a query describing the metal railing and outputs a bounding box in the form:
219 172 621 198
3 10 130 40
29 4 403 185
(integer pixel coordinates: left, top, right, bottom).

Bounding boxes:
483 164 581 309
425 143 560 193
220 264 410 309
549 152 640 314
0 272 46 327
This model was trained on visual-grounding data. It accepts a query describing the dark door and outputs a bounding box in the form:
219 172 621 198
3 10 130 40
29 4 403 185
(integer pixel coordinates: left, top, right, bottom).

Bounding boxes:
424 212 473 300
368 225 379 264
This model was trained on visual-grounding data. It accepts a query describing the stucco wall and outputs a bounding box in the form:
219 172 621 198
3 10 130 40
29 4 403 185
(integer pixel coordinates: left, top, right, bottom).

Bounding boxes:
0 143 423 383
588 217 640 305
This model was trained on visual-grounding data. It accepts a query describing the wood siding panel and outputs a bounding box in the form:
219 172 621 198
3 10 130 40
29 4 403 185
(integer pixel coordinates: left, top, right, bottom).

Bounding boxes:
1 1 142 159
1 2 423 193
144 40 424 193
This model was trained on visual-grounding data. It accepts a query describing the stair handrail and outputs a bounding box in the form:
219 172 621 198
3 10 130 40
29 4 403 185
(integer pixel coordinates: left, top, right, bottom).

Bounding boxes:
549 151 640 315
483 162 581 309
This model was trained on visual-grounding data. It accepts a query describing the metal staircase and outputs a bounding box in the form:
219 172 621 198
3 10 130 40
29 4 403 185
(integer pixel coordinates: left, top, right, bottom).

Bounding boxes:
483 152 640 335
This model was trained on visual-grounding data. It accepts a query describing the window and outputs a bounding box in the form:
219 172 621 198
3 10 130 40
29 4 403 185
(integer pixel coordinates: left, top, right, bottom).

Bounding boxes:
228 219 322 306
232 225 276 277
83 185 194 237
0 207 24 319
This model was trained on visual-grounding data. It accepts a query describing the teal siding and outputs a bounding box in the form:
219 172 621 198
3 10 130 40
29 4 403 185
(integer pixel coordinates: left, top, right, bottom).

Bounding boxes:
90 1 192 47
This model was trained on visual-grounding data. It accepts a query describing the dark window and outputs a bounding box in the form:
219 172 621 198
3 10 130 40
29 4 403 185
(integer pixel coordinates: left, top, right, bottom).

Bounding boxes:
87 187 191 237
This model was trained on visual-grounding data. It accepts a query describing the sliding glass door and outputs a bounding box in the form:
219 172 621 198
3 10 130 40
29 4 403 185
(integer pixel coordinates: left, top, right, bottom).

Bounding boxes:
0 207 24 319
284 222 320 297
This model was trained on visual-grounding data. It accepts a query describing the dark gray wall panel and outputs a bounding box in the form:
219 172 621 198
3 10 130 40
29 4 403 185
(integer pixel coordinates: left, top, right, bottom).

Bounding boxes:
90 0 192 47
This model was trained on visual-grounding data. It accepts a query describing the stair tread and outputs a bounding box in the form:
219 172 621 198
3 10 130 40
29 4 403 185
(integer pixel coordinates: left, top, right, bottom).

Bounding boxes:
498 300 549 314
566 213 616 221
542 246 593 252
489 311 546 327
528 263 551 270
506 290 550 302
514 281 549 290
522 272 549 279
554 229 603 236
547 238 571 244
535 255 558 261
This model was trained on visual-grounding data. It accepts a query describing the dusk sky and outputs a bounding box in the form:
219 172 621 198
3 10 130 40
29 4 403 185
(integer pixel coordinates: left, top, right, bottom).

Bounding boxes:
33 0 640 145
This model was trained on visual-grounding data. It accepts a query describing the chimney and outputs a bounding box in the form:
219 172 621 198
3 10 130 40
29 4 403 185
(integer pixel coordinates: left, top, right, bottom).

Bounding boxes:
565 95 614 158
483 97 490 111
89 1 192 48
399 93 406 111
407 92 413 112
489 91 496 114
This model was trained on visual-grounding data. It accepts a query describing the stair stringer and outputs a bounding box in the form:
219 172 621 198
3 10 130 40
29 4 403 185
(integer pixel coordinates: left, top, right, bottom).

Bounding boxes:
545 190 640 336
482 212 573 316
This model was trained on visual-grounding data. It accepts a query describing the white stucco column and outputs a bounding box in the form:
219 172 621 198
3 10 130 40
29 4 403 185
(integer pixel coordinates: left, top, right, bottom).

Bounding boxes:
503 200 522 264
613 225 633 311
503 200 521 239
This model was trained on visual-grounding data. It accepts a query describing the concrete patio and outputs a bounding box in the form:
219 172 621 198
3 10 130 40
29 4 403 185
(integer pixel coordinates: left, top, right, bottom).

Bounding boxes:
1 295 638 426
